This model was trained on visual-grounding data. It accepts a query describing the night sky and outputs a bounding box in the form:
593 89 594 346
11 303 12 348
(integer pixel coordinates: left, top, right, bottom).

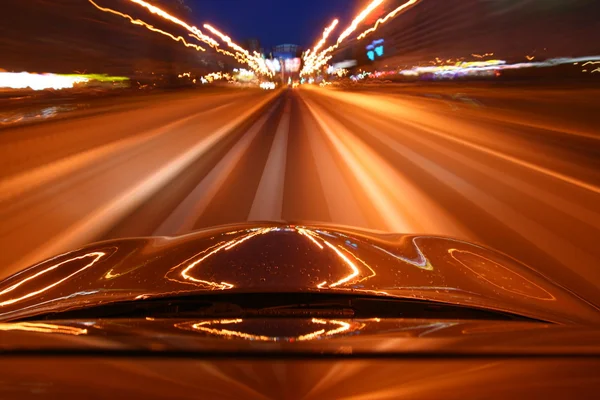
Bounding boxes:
187 0 355 49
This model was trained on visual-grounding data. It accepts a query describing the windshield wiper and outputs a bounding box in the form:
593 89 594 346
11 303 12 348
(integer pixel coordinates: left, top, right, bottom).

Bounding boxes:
18 293 543 322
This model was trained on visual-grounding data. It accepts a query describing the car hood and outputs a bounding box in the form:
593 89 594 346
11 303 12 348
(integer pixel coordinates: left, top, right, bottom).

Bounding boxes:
0 222 598 324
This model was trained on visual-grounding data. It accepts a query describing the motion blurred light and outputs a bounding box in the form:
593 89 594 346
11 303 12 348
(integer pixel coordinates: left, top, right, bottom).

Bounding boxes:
266 59 281 73
285 58 301 73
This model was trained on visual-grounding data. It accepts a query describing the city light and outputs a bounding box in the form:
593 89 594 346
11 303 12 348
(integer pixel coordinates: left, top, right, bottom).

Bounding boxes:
356 0 421 40
313 19 339 55
0 252 106 307
0 322 88 335
302 0 390 76
176 318 355 341
301 19 339 77
88 0 270 76
165 228 275 289
204 24 271 76
87 0 207 52
0 72 89 91
338 0 385 44
0 71 129 91
124 0 219 47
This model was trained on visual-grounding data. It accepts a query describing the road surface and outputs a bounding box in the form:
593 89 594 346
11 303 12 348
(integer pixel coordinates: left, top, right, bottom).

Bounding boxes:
1 84 600 303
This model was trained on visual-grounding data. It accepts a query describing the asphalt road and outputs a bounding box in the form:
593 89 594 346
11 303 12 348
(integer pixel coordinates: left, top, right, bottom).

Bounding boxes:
1 84 600 304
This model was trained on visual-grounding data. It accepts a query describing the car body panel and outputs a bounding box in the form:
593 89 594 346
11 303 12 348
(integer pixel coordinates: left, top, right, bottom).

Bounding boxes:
0 222 598 324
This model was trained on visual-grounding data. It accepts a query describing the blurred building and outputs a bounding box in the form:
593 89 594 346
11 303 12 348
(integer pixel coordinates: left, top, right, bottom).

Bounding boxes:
271 44 302 82
273 44 300 60
337 0 600 70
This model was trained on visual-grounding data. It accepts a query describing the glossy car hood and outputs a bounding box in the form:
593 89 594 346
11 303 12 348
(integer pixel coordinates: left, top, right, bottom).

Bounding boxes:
0 222 598 324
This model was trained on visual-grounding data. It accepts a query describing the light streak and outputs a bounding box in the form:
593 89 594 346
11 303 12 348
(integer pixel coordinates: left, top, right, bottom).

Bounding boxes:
87 0 206 52
307 319 352 338
313 19 339 55
166 228 274 290
0 70 126 92
0 72 89 91
204 71 233 82
260 82 276 90
0 252 105 307
321 241 359 288
302 0 391 76
372 241 433 271
204 24 271 76
338 246 377 283
0 322 88 336
296 228 324 249
393 56 600 79
357 0 421 40
472 53 494 59
89 0 269 75
125 0 219 47
338 0 385 44
178 318 354 341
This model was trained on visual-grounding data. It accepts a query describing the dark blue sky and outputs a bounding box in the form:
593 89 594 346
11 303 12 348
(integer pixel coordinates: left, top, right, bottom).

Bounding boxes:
187 0 355 49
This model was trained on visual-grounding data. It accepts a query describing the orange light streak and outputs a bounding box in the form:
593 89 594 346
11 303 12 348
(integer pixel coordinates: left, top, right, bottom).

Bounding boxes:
87 0 206 52
0 72 89 91
0 322 88 335
0 252 105 307
303 0 391 76
296 228 324 249
179 318 353 341
89 0 269 75
313 19 339 54
308 318 352 338
472 53 494 59
338 246 377 284
321 241 359 288
168 228 274 290
302 0 391 75
125 0 219 47
357 0 420 40
204 24 271 76
338 0 385 44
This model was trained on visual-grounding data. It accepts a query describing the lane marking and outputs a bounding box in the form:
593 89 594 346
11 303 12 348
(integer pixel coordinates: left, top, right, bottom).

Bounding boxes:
248 99 290 221
155 102 280 235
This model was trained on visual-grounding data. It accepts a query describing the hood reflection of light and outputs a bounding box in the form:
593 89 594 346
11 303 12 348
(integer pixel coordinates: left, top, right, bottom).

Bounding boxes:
165 228 275 290
0 322 87 335
176 318 357 342
0 252 106 307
